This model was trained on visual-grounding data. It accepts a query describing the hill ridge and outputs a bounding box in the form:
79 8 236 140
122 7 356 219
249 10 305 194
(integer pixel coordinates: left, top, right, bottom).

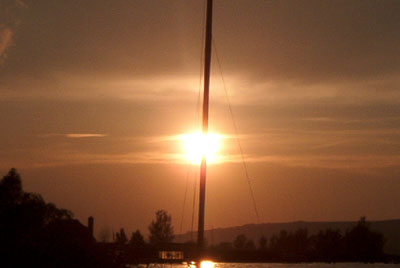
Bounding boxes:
175 219 400 255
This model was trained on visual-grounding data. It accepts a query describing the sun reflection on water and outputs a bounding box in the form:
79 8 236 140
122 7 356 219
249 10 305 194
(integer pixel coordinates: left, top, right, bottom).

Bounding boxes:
200 260 216 268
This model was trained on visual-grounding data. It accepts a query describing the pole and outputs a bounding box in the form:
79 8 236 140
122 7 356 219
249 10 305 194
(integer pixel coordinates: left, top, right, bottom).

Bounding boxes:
197 0 213 255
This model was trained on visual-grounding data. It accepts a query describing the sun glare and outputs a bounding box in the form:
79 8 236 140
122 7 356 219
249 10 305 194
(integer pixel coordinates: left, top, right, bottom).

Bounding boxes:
181 132 222 164
200 261 216 268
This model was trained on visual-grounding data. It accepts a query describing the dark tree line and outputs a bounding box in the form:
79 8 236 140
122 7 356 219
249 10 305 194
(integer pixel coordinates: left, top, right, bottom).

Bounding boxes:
112 209 175 264
208 217 386 263
0 167 176 267
0 168 117 268
1 168 392 265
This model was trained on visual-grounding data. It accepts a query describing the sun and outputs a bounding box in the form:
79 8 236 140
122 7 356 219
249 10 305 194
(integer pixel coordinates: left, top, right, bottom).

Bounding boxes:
181 132 222 164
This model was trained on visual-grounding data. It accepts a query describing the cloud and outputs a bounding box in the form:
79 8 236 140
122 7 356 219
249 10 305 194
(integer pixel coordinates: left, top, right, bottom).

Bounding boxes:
1 0 400 106
0 27 13 62
2 0 399 84
1 0 400 174
215 0 400 83
65 134 108 138
0 0 27 64
15 0 28 9
6 146 398 172
42 133 108 139
0 129 397 173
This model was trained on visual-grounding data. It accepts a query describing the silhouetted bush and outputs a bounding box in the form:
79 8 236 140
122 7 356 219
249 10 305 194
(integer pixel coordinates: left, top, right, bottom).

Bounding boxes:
1 168 389 265
309 228 343 262
233 234 247 250
0 168 114 268
148 210 174 245
258 235 267 251
128 230 150 263
208 217 387 263
343 217 385 262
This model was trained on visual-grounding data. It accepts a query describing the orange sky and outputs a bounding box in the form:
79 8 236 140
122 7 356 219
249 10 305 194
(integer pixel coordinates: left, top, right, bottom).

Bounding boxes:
1 0 400 240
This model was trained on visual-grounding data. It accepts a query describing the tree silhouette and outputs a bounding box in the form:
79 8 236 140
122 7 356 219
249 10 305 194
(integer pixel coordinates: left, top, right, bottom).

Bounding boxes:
258 235 267 250
244 239 256 251
313 228 343 262
130 230 145 248
206 218 387 262
129 230 148 264
233 234 247 250
269 229 310 261
344 217 385 262
98 227 111 243
0 168 105 267
115 228 128 244
0 168 22 208
148 210 174 245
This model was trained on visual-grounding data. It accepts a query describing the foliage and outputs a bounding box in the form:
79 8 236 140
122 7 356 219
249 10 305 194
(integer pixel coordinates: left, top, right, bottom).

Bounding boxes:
128 230 149 264
148 210 174 245
313 228 343 262
244 239 256 251
343 216 385 262
0 169 73 236
259 235 267 250
0 168 22 208
130 229 145 248
269 228 310 261
209 217 387 263
115 228 128 244
0 168 106 268
233 234 247 250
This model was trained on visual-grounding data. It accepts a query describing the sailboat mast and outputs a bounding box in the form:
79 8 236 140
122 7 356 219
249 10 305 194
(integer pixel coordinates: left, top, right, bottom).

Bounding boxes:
197 0 213 252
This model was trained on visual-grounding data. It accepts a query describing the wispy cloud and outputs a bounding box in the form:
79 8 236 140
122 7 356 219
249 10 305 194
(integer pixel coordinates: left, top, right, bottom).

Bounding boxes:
41 133 108 139
7 149 399 172
0 27 13 62
15 0 28 9
0 0 28 64
65 134 108 138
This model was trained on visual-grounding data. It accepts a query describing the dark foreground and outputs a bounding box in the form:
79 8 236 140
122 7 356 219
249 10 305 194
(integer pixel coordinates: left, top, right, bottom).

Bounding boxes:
1 169 399 267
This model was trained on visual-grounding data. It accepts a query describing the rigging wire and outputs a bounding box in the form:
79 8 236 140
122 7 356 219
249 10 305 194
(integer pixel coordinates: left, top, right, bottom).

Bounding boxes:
212 37 261 227
179 166 192 234
180 0 263 239
190 169 198 241
178 0 207 240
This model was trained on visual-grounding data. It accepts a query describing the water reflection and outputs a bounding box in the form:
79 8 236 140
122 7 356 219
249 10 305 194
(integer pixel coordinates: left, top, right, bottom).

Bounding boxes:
139 263 400 268
217 264 399 268
200 261 217 268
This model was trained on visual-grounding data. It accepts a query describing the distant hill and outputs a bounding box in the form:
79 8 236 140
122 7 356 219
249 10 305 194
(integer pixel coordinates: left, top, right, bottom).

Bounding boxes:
175 219 400 255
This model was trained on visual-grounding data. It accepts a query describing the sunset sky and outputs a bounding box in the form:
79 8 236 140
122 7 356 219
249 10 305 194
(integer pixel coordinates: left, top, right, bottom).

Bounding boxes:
1 0 400 240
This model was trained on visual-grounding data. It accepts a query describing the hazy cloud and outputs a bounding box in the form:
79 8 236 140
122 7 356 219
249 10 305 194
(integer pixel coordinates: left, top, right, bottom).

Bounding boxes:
0 27 13 62
42 133 108 139
0 0 27 64
1 0 398 233
1 0 397 82
65 134 107 138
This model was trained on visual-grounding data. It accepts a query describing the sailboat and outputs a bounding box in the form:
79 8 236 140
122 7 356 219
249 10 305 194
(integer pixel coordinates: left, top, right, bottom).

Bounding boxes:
158 0 214 266
187 1 256 264
154 1 215 265
158 0 256 265
197 0 213 260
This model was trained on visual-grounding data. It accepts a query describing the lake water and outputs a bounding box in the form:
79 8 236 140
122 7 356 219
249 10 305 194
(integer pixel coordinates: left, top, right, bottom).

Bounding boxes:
218 263 400 268
145 263 400 268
